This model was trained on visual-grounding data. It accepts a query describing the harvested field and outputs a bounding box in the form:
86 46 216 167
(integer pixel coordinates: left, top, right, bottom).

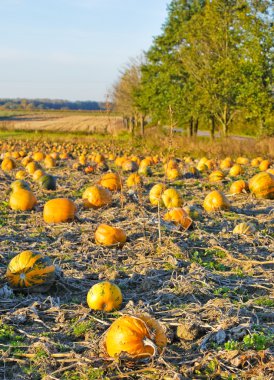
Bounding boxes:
0 137 273 380
0 113 124 134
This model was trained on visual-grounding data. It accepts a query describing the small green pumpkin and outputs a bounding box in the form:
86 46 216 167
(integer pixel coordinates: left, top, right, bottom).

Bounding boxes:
38 174 57 190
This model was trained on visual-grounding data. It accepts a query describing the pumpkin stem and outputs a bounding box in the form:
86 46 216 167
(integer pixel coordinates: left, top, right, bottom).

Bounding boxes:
143 337 157 357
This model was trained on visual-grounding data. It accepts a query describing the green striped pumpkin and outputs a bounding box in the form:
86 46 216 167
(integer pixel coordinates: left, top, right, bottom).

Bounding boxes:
6 250 56 291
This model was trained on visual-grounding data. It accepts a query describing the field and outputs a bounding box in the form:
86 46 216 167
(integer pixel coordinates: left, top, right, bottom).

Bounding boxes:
0 133 273 380
0 111 124 134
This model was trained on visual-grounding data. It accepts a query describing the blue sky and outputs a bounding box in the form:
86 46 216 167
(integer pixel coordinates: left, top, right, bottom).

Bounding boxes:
0 0 169 101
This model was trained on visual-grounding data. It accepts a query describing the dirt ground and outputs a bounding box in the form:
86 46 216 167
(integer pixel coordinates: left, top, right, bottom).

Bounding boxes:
0 138 273 379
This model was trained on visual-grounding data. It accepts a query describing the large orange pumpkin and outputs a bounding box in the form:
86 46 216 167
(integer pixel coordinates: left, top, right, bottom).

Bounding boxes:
9 189 37 211
98 172 122 191
82 185 112 209
103 314 167 359
249 172 274 199
163 208 192 229
126 173 143 188
259 160 271 171
95 224 126 247
43 198 76 223
229 164 243 177
87 281 122 312
203 190 231 213
209 170 225 182
6 250 55 291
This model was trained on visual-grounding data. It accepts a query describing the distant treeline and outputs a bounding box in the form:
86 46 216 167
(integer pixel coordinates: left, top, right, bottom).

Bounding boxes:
0 98 105 111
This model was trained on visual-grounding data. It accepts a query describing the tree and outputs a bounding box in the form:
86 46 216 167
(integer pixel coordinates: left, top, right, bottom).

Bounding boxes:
179 0 273 136
139 0 206 136
112 57 145 136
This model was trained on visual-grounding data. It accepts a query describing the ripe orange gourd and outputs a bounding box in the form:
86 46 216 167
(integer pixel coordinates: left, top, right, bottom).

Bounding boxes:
33 152 45 162
15 170 27 180
249 172 274 199
229 164 243 177
44 156 56 168
98 172 122 191
43 198 76 223
33 169 45 181
229 180 249 194
87 281 122 312
220 158 232 170
259 160 271 171
9 189 37 211
126 173 142 188
10 180 30 192
6 250 55 291
26 161 41 174
203 190 231 213
209 170 224 182
1 157 16 172
162 188 182 209
95 224 126 247
122 160 138 172
166 168 181 180
82 185 112 209
163 208 192 229
103 314 167 359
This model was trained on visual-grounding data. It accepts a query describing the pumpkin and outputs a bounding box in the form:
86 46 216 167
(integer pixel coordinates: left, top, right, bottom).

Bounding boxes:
10 180 31 192
6 250 55 291
15 170 27 180
33 152 45 162
233 222 256 235
166 168 181 181
149 184 166 206
98 172 122 191
82 185 112 209
21 156 33 167
9 189 37 211
183 205 202 220
26 161 41 174
87 281 122 312
126 173 143 188
33 169 45 181
103 314 167 359
95 224 126 247
44 156 56 168
122 160 138 172
229 180 249 194
1 157 16 172
236 157 249 165
249 172 274 199
163 208 192 229
229 164 243 177
43 198 76 223
38 174 56 190
220 158 233 170
164 159 178 172
162 188 182 209
259 160 271 171
267 168 274 175
251 158 261 167
203 190 231 213
138 166 152 177
209 170 225 182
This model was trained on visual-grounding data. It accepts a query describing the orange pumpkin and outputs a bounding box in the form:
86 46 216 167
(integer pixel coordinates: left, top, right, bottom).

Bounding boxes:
229 164 243 177
126 173 143 188
209 170 225 182
15 170 27 180
166 168 181 180
33 169 45 181
43 198 76 223
162 188 182 209
82 185 112 209
103 314 167 359
87 281 122 312
98 172 122 191
26 161 41 174
9 189 37 211
1 157 16 172
163 208 192 229
249 172 274 199
6 250 55 291
229 180 249 194
259 160 271 171
95 224 126 247
203 190 231 213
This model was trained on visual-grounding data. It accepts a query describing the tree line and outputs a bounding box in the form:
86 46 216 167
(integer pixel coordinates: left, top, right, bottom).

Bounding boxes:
112 0 273 138
0 98 104 111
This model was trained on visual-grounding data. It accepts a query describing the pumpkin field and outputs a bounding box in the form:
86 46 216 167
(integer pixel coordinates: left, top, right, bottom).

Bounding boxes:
0 134 273 380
